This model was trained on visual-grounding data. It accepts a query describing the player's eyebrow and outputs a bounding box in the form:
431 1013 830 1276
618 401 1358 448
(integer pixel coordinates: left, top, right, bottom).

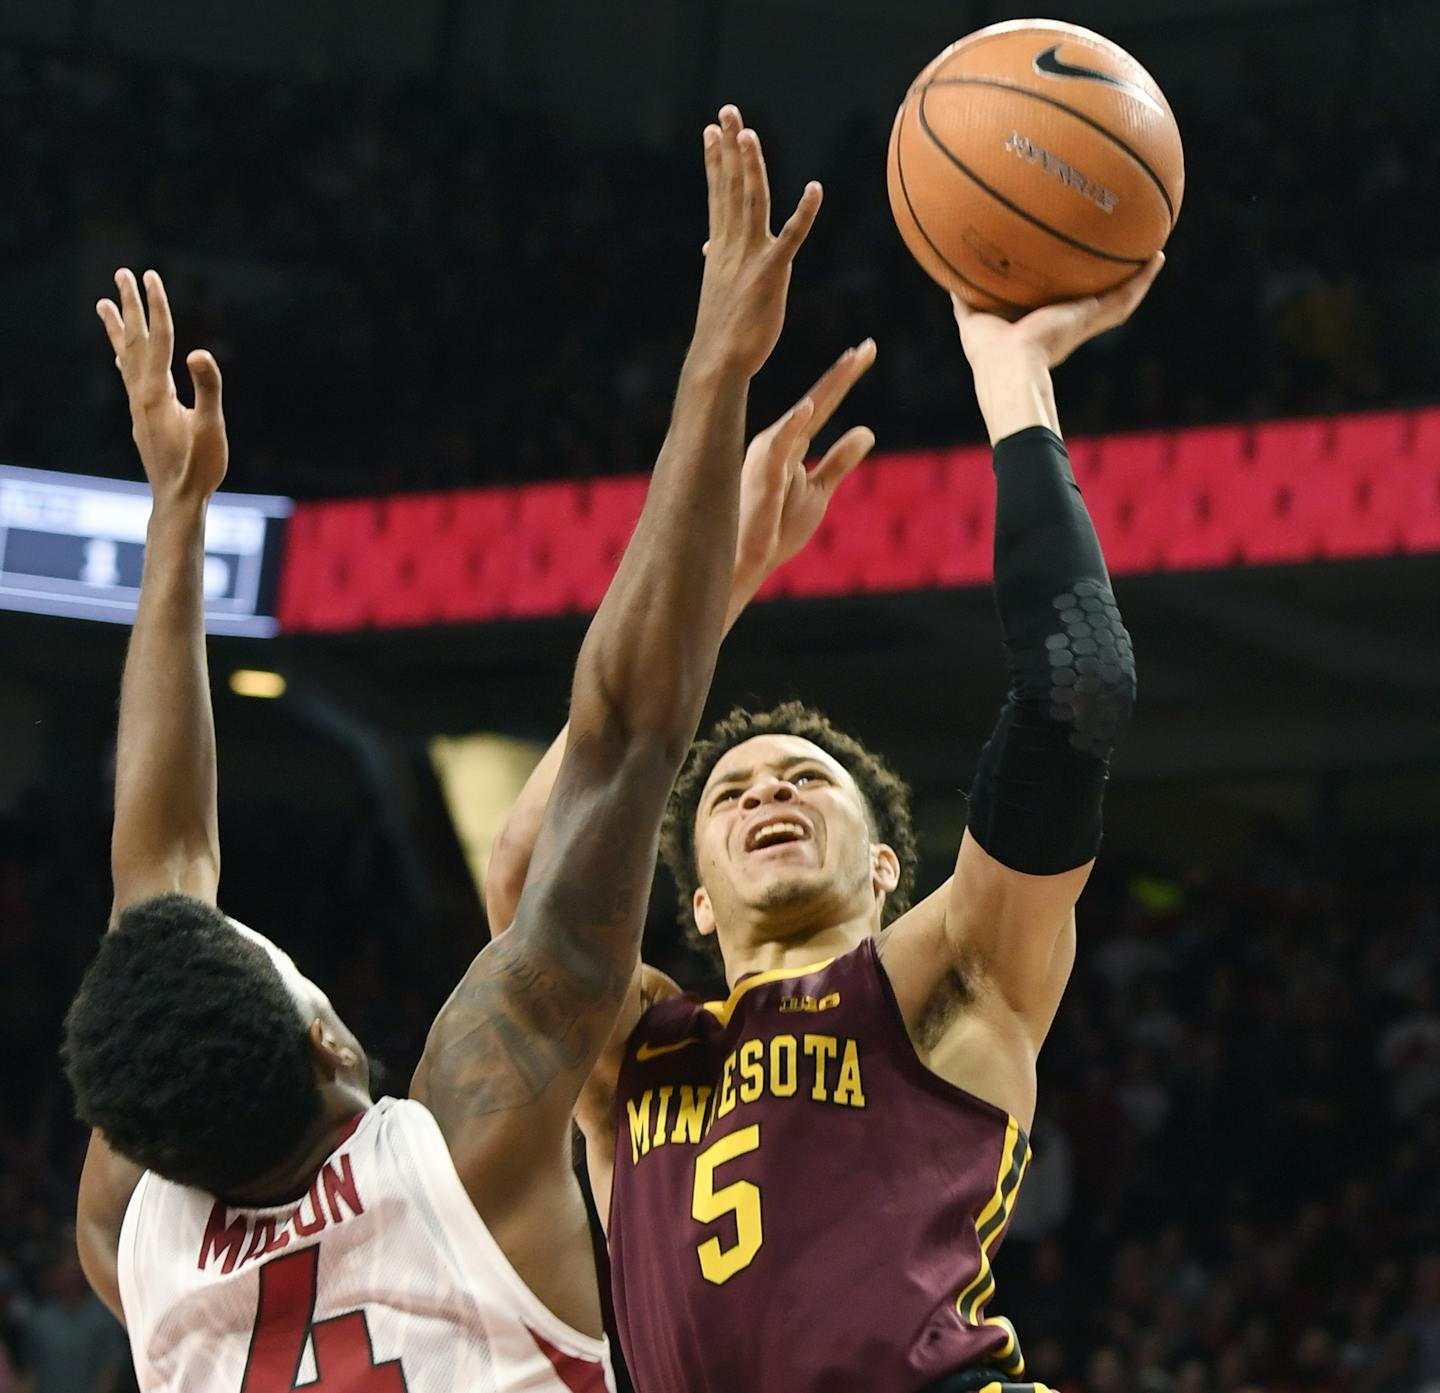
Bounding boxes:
708 754 828 795
709 765 753 794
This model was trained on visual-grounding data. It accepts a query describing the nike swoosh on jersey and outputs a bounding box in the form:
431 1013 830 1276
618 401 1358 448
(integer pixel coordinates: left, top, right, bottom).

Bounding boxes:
1032 44 1164 116
634 1037 703 1062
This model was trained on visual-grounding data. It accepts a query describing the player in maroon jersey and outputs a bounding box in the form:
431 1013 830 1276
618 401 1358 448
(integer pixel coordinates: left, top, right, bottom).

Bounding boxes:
61 107 830 1391
487 247 1164 1391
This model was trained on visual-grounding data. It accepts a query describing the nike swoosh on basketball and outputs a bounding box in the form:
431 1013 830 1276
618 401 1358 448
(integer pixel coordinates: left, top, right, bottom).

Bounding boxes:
1032 44 1164 115
635 1037 703 1062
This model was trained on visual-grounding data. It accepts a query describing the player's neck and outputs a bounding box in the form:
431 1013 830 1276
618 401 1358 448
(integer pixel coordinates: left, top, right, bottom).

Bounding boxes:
221 1088 370 1208
722 908 876 987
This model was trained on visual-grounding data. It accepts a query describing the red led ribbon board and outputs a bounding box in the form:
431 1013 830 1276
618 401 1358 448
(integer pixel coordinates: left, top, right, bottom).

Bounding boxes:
277 408 1440 633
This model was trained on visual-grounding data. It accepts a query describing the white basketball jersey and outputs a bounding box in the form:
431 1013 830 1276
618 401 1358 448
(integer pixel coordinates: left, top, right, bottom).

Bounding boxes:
116 1097 615 1393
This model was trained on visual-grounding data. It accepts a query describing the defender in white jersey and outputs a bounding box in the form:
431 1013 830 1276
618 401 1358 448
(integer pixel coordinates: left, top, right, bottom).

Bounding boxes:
119 1098 608 1392
61 106 826 1393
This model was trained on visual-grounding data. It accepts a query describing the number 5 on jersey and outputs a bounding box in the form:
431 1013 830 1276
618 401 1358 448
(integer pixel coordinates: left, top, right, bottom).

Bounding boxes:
692 1124 763 1285
243 1248 407 1392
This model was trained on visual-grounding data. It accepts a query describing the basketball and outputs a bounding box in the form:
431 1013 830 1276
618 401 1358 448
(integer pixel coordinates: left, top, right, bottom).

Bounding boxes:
887 19 1184 313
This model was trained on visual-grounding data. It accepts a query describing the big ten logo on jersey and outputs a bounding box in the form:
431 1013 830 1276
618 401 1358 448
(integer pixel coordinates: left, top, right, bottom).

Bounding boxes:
626 1031 866 1166
199 1148 365 1275
778 990 840 1013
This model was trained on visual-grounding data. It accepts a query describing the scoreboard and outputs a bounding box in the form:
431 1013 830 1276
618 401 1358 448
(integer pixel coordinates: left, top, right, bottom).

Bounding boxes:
0 463 291 636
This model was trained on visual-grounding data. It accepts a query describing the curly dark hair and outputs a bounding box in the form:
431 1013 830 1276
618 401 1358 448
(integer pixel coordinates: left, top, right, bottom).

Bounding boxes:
660 701 918 953
62 893 324 1195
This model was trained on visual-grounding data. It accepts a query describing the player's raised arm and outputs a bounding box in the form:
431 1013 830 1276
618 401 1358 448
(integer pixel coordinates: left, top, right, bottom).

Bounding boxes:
76 269 230 1318
410 109 828 1209
99 269 228 923
884 257 1162 1107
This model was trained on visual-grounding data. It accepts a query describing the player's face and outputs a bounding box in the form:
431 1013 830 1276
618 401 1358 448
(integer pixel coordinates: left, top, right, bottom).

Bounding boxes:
693 734 889 939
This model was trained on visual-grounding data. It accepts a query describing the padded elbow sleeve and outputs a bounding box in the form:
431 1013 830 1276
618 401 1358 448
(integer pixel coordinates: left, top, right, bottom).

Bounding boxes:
965 427 1136 875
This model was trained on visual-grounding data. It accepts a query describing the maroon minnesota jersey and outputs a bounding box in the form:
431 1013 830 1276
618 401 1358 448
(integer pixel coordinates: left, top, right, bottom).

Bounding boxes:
608 939 1032 1393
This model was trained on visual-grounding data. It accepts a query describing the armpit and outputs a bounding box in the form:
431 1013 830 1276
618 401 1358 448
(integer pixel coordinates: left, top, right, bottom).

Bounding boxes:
913 965 975 1052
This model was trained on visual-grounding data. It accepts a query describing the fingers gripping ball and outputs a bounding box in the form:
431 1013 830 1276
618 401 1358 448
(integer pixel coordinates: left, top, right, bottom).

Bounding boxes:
887 19 1184 312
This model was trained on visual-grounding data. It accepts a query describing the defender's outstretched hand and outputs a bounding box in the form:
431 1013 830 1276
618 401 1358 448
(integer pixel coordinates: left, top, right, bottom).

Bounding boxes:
97 269 227 505
953 253 1164 372
732 339 878 599
691 105 824 379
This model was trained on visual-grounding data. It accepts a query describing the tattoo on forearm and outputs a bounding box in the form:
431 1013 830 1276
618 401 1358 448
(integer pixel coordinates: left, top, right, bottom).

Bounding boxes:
428 908 633 1119
423 726 669 1125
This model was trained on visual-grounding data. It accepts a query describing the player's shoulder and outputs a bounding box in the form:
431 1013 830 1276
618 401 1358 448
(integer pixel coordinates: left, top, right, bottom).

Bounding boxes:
638 961 683 1011
633 982 710 1039
371 1093 426 1124
366 1093 453 1153
300 1095 450 1189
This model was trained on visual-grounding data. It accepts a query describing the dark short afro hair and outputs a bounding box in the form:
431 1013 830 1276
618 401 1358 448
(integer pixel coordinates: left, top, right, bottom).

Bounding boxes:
63 894 323 1195
660 701 918 948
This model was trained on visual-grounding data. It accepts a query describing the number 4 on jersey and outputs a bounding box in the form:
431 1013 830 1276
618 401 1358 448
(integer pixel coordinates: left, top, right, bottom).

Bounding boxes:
243 1248 407 1392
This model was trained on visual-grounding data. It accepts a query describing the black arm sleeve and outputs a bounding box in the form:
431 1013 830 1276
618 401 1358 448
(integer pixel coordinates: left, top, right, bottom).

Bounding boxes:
964 425 1136 875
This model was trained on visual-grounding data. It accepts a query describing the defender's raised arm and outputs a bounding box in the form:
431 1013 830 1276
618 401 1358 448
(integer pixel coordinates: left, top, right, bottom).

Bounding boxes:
74 269 230 1319
100 270 228 923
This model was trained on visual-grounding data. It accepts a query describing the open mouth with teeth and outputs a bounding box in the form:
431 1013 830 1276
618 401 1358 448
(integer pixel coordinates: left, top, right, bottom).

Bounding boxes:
745 819 811 853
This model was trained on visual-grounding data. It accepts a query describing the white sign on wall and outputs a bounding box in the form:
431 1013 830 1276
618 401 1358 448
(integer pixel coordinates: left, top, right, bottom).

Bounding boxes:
0 463 292 636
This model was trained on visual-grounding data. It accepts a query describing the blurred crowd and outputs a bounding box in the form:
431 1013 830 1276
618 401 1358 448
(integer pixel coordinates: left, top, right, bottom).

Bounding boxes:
2 775 1437 1392
1001 831 1440 1393
2 45 1438 498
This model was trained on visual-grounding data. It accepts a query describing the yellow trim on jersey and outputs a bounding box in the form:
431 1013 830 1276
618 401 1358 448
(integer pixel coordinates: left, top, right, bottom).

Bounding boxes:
954 1117 1031 1331
986 1315 1017 1362
702 958 837 1026
986 1315 1026 1378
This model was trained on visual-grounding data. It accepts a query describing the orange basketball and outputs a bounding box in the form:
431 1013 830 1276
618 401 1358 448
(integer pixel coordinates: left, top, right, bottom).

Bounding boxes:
887 19 1184 313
